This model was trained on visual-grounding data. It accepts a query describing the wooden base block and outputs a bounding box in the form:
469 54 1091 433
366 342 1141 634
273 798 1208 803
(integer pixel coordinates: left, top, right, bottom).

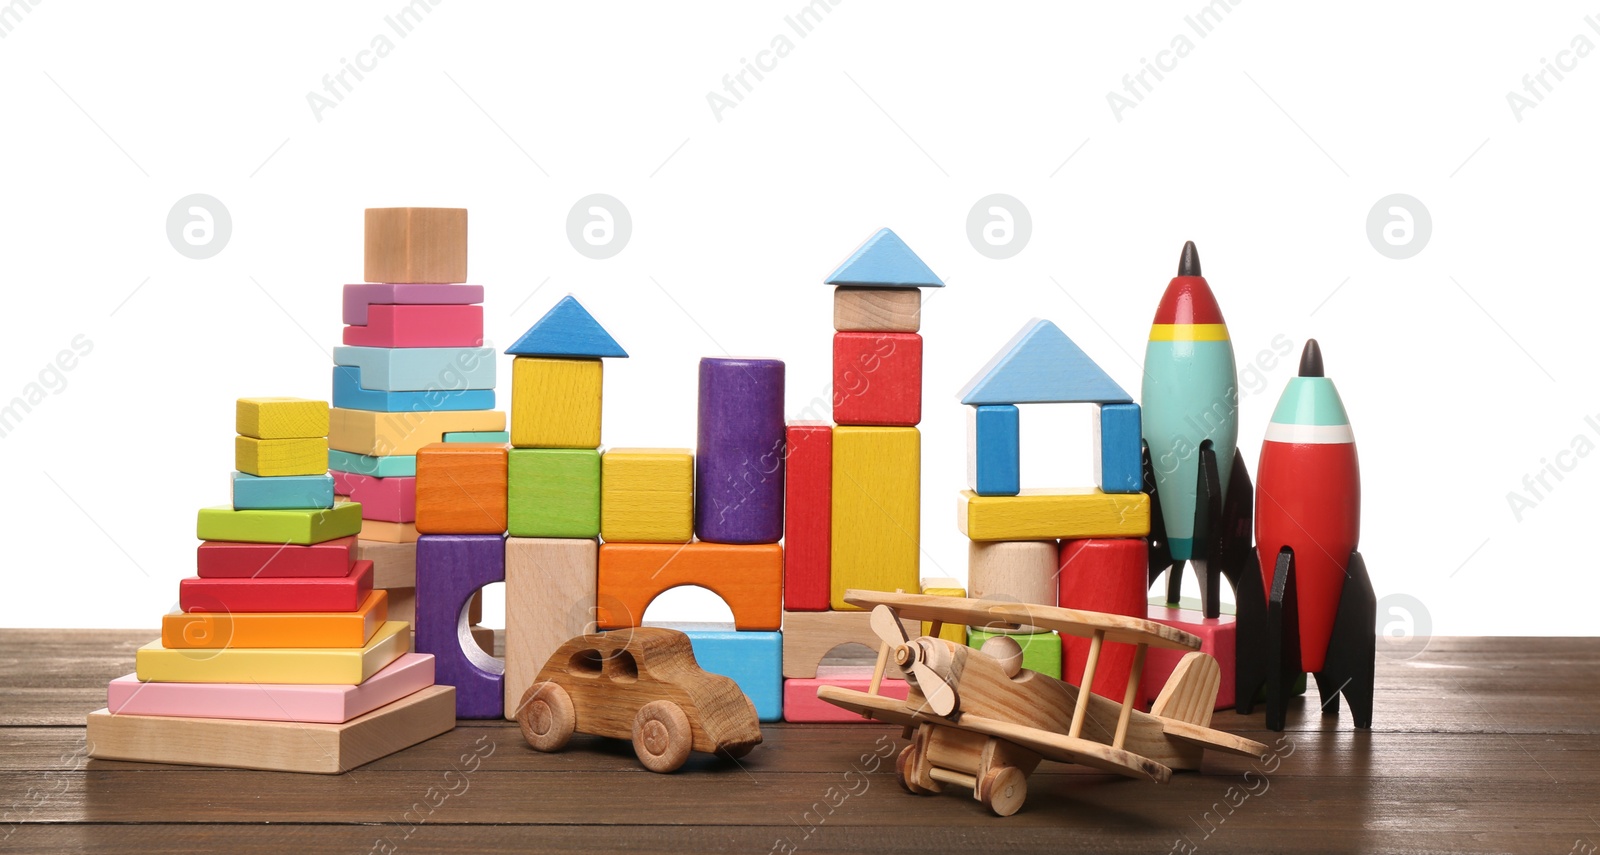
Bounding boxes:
197 536 356 578
918 579 968 645
600 448 693 543
1059 538 1148 700
230 472 334 510
832 332 922 426
510 357 602 448
329 408 505 457
364 207 468 285
1143 604 1237 711
782 422 832 611
967 627 1062 679
332 472 415 523
196 502 363 546
332 345 496 392
332 365 495 413
831 427 919 609
106 653 436 723
415 535 505 719
386 587 415 623
780 609 914 678
664 625 782 722
504 536 597 721
88 684 456 774
164 590 387 648
596 542 781 631
833 287 920 332
178 561 374 613
508 448 600 538
329 450 416 478
415 443 508 535
342 283 482 326
235 436 328 478
343 304 484 348
360 520 419 543
236 397 328 440
358 539 416 588
957 488 1150 541
783 677 910 722
135 620 409 685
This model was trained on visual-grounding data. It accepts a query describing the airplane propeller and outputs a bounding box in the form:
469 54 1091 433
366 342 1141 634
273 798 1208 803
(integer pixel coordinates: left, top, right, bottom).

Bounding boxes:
869 605 957 716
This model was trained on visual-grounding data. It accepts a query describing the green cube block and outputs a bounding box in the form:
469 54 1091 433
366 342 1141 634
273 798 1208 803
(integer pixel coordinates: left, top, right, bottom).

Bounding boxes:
196 501 363 545
508 448 600 538
967 627 1062 679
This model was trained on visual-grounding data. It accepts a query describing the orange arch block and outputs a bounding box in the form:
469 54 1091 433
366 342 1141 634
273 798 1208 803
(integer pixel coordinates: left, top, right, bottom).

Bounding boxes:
596 543 781 631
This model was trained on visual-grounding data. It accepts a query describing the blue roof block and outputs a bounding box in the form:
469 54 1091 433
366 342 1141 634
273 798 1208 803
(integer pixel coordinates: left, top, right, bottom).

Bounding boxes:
506 295 628 358
824 228 944 288
958 319 1131 405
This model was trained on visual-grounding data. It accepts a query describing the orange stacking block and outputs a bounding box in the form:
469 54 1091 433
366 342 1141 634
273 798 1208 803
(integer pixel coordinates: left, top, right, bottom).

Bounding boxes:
162 591 389 649
415 443 508 534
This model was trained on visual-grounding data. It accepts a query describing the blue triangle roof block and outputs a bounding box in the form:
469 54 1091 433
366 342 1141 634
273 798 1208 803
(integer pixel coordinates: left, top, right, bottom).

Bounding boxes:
824 228 944 288
958 319 1131 405
505 295 628 358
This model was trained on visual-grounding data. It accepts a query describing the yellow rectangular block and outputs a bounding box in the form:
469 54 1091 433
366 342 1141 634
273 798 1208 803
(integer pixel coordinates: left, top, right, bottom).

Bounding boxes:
919 578 968 644
161 590 388 649
329 408 505 457
956 488 1150 541
236 397 329 439
600 448 692 542
831 427 919 610
511 357 602 448
135 621 410 685
360 519 419 544
235 436 328 477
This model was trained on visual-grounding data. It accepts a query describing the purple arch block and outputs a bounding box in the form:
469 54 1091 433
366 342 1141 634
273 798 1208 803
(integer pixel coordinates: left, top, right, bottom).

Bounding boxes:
695 357 786 544
416 534 505 718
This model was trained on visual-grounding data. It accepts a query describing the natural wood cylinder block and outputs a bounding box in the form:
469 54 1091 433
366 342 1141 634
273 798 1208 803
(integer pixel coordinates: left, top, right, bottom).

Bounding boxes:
833 287 920 332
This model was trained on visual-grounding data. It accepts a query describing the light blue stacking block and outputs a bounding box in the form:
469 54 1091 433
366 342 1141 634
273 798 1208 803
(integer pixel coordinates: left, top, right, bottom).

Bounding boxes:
656 624 782 722
328 449 416 478
331 345 496 392
332 366 496 413
444 431 511 443
230 472 335 510
1095 403 1143 493
968 404 1020 496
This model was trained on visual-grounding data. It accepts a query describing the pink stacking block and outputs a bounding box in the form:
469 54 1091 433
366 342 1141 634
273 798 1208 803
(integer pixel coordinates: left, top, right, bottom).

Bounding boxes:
343 283 483 325
332 471 416 523
105 653 436 723
342 304 484 348
1141 604 1237 711
783 677 910 723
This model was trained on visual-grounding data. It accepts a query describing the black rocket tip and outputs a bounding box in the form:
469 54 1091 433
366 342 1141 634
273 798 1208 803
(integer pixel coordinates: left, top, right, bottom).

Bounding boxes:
1178 241 1201 277
1299 340 1324 377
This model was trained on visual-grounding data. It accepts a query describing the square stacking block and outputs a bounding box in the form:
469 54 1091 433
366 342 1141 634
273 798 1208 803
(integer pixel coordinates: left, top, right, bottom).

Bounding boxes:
329 407 505 457
198 536 356 578
236 436 328 477
967 404 1020 496
343 283 483 326
1095 403 1143 494
196 502 363 545
179 560 374 613
236 397 329 439
135 620 410 685
332 365 495 413
600 448 693 542
674 625 783 722
414 443 508 535
830 427 919 609
957 488 1149 541
329 450 415 478
968 627 1062 679
342 304 485 348
163 589 387 649
508 448 600 537
230 472 334 510
331 471 414 523
832 332 922 426
364 207 468 284
511 357 602 448
1142 603 1237 711
333 345 496 392
105 652 435 723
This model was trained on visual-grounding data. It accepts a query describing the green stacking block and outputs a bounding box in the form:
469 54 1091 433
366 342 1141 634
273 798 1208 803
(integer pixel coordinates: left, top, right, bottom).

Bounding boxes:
196 501 364 545
968 627 1062 679
508 448 601 538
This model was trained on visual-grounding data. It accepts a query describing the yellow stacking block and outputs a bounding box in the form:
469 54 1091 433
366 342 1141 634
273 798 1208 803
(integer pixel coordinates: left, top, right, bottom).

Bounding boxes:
511 357 602 448
135 621 410 685
329 408 505 457
236 397 329 439
831 426 919 610
956 488 1150 541
600 448 692 542
919 577 968 644
236 436 328 477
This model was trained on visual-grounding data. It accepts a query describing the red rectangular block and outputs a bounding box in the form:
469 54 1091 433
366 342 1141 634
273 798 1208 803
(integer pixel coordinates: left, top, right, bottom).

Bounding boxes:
196 536 357 579
179 560 374 613
832 332 922 426
1059 538 1147 700
1142 604 1237 711
783 677 910 722
782 422 831 611
342 304 484 348
331 471 416 523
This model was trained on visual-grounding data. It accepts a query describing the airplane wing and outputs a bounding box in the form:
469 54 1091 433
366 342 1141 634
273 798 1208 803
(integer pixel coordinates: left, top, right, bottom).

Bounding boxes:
1160 718 1269 760
843 589 1023 630
986 603 1201 651
816 685 924 728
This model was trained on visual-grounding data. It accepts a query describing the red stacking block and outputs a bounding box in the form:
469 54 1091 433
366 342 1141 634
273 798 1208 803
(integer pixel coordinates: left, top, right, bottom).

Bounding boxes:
179 560 374 613
195 536 357 579
832 332 922 426
332 471 416 523
782 422 832 611
1058 538 1147 700
342 304 484 348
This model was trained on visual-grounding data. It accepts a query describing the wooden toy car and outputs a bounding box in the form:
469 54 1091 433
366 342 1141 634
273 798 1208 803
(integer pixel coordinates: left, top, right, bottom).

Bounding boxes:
515 627 761 772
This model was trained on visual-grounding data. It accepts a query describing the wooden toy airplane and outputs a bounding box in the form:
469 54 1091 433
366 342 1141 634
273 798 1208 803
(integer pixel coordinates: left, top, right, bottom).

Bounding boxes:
817 589 1268 816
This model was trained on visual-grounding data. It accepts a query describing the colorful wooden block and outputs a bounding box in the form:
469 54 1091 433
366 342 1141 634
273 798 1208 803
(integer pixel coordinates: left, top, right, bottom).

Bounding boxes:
780 608 914 678
329 407 505 457
333 345 496 392
414 443 508 535
968 541 1058 628
235 436 328 477
332 365 495 413
236 397 329 440
196 502 363 545
596 542 782 631
956 488 1150 541
510 357 602 448
88 684 455 774
198 536 356 579
230 472 335 511
1058 538 1148 700
179 560 374 613
1095 403 1143 494
967 404 1020 496
106 653 435 723
824 227 944 288
507 448 600 538
164 590 388 649
830 427 919 610
1143 602 1237 711
331 471 414 523
343 304 484 348
696 357 785 544
600 448 694 542
360 519 419 543
832 332 922 426
135 620 409 684
504 536 597 720
967 627 1062 679
958 318 1132 405
415 534 506 718
329 449 415 478
782 422 832 611
783 676 910 722
833 287 920 332
445 431 510 443
364 207 468 284
675 625 782 722
342 283 482 325
505 295 628 358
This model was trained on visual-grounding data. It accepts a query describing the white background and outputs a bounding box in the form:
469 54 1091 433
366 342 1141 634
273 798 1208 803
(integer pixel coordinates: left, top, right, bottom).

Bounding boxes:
1 1 1594 635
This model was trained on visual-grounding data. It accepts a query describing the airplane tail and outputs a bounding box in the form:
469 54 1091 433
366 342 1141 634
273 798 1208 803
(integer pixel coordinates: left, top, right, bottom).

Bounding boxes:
1150 652 1221 729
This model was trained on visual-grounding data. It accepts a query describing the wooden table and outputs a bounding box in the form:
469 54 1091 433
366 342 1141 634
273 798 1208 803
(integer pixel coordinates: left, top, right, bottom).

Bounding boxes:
2 631 1595 854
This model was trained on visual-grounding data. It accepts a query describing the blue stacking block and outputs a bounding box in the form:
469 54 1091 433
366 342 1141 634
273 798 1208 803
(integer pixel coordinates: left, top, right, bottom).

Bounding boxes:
328 449 416 478
666 624 782 722
444 431 511 443
230 472 335 510
332 345 497 392
332 366 496 413
1096 403 1143 493
968 404 1020 496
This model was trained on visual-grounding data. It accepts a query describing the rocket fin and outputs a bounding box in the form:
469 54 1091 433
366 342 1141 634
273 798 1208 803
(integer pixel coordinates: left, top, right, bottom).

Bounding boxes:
1314 549 1375 728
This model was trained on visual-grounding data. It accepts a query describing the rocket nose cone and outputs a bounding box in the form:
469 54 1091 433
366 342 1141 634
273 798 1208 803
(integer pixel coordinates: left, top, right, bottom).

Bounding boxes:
1178 241 1201 277
1300 340 1324 377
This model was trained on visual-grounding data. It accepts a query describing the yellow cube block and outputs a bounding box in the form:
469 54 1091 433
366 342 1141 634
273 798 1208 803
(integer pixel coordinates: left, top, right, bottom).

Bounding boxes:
512 357 602 448
236 436 328 477
600 448 692 542
236 397 329 439
831 426 919 610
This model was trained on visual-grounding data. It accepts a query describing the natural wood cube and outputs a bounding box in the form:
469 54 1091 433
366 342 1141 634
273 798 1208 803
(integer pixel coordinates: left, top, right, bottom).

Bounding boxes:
364 208 468 284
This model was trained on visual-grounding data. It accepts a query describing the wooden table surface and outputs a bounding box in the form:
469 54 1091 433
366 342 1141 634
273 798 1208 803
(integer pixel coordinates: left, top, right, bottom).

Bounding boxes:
1 631 1595 854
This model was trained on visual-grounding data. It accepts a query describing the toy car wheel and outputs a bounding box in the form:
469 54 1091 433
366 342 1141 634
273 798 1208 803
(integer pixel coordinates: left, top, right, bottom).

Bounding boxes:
896 744 934 795
517 681 576 752
632 700 693 773
977 765 1027 817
